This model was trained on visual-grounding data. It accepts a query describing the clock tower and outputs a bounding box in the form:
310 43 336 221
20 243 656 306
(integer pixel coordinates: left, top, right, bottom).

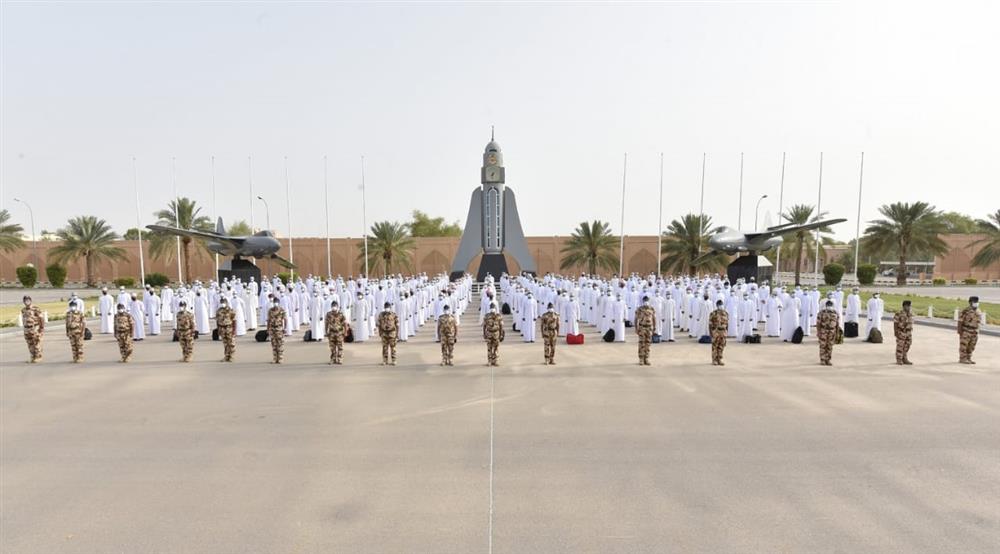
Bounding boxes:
450 129 536 281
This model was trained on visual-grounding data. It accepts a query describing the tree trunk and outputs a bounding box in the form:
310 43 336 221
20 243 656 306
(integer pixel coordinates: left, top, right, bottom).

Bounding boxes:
85 252 94 287
588 257 596 275
182 238 192 284
794 236 804 286
897 243 907 286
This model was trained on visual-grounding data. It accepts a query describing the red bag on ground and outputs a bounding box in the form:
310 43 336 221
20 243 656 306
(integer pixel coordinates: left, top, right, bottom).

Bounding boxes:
566 333 584 345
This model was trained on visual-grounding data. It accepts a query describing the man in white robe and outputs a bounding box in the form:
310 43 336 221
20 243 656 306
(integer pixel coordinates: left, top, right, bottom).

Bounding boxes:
845 288 861 323
146 290 162 336
117 287 131 313
611 294 626 342
310 292 325 341
243 290 257 331
738 292 755 340
725 290 740 337
130 294 146 340
661 292 676 342
522 293 538 342
98 287 115 334
193 291 211 335
765 290 782 337
780 295 800 342
233 294 248 336
160 286 175 323
796 288 813 337
351 292 370 342
866 292 884 336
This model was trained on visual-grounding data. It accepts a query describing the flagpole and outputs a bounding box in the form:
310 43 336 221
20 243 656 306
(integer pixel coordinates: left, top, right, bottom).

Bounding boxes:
248 155 255 231
775 152 786 282
814 152 824 285
737 152 744 229
324 155 331 278
172 156 182 283
132 157 146 288
284 156 294 281
697 152 706 256
853 151 865 278
656 152 664 276
211 155 218 277
618 152 627 276
361 155 369 277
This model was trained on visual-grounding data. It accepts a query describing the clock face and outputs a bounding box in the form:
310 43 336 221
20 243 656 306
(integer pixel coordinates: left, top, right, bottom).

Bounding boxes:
487 154 497 165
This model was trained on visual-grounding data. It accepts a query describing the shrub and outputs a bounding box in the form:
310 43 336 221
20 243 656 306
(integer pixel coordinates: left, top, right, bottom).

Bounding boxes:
277 272 291 285
857 264 877 286
145 272 170 288
963 278 978 285
822 263 845 285
113 277 136 288
45 264 68 288
16 265 38 288
932 278 946 286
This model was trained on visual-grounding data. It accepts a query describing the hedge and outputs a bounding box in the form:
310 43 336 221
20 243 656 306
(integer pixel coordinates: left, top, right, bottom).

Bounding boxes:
45 264 68 288
113 277 136 288
822 263 845 286
16 265 38 288
145 272 170 287
857 264 877 286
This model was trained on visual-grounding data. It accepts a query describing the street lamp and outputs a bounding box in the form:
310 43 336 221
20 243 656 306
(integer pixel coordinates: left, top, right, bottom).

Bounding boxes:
13 197 37 270
256 195 271 232
754 194 769 231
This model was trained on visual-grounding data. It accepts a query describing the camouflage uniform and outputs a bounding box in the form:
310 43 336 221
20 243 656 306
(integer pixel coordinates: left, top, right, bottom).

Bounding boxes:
22 304 45 363
267 306 286 364
216 305 237 362
437 313 458 366
634 305 656 366
64 310 86 362
175 310 195 362
893 310 914 365
324 310 349 364
539 310 559 365
377 310 400 365
957 306 980 364
482 312 505 366
708 308 729 366
816 307 839 365
114 312 134 362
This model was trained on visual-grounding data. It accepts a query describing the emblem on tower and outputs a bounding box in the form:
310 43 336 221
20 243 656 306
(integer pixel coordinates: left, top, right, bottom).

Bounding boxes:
450 128 536 281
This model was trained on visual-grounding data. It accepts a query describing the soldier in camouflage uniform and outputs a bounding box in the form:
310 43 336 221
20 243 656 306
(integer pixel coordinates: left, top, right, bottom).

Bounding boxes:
114 303 134 362
324 301 348 364
215 297 237 362
958 296 980 364
21 295 45 363
437 304 458 366
634 296 656 366
482 304 505 366
540 303 560 365
64 300 87 363
708 300 729 366
175 300 195 362
267 297 286 364
816 300 839 366
377 302 400 366
893 300 914 365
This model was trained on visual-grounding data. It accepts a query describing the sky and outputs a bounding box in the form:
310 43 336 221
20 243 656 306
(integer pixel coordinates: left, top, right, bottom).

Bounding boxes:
2 1 998 243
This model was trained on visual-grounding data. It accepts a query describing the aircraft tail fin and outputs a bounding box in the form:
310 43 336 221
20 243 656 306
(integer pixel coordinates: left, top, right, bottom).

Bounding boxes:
216 217 225 235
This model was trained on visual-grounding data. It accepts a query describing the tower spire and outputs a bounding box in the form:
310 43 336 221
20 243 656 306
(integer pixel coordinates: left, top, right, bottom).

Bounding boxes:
491 125 494 141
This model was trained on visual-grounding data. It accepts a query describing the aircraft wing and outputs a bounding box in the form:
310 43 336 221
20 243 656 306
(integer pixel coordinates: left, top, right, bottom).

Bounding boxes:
145 225 245 247
746 218 847 241
692 249 723 264
268 253 297 270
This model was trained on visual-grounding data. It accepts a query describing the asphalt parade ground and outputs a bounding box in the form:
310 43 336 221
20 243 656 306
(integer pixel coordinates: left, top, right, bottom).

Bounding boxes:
2 316 998 553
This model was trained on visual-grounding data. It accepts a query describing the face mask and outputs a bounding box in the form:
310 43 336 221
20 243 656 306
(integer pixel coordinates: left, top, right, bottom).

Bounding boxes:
972 302 979 309
118 308 126 313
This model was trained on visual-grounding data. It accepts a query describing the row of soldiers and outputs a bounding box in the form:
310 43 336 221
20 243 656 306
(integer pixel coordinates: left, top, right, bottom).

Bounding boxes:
17 289 984 367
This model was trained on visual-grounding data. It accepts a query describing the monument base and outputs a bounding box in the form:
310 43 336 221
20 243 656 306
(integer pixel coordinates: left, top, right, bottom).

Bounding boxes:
218 257 262 284
726 254 774 284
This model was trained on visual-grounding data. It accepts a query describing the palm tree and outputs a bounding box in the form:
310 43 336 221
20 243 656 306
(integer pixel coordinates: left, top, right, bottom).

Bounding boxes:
147 197 213 282
0 209 25 253
660 213 727 276
970 210 1000 268
559 220 619 275
226 220 253 236
357 221 415 276
779 204 834 285
48 216 126 286
861 201 948 285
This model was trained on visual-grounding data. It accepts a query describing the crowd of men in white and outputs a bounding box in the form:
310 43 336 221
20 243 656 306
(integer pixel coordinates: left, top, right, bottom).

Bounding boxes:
81 270 886 345
86 273 474 342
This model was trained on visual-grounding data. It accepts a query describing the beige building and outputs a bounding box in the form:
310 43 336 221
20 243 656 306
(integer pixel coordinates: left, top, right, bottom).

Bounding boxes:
2 233 997 285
